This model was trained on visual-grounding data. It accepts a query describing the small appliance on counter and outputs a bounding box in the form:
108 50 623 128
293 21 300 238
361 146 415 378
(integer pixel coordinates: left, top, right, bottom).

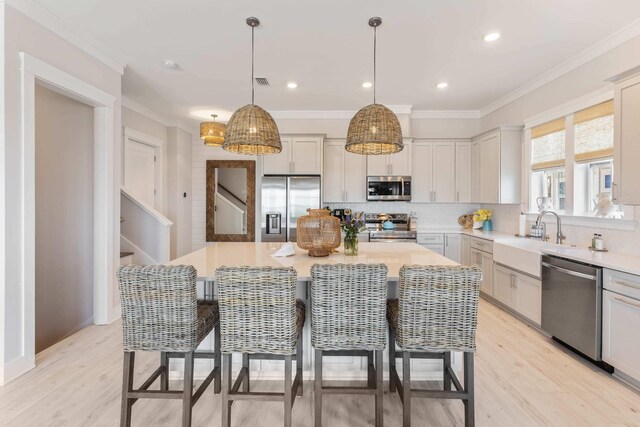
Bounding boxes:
330 208 351 221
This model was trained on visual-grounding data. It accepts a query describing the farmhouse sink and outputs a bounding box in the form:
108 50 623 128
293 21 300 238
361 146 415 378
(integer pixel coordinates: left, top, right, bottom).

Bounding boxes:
493 238 561 278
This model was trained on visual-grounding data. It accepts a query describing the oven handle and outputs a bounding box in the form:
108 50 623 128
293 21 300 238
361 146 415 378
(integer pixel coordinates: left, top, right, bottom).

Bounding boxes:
370 238 417 243
541 262 597 280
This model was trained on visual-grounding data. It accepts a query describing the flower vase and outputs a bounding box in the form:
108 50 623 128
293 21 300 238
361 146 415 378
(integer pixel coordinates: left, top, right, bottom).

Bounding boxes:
482 219 493 231
344 235 358 256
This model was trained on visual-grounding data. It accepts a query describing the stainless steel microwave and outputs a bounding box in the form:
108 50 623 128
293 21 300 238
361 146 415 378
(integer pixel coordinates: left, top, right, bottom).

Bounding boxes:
367 176 411 201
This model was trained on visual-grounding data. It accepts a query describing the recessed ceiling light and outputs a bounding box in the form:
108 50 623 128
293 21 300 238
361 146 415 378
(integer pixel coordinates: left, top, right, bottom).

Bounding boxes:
162 59 179 69
362 81 373 88
287 82 298 89
484 32 501 42
436 82 449 89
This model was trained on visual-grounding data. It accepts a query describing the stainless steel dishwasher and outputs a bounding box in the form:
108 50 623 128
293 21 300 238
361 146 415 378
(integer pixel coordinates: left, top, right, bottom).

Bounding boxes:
541 255 609 369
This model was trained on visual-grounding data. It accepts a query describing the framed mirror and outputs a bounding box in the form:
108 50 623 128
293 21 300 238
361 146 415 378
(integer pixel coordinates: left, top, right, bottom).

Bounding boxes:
206 160 256 242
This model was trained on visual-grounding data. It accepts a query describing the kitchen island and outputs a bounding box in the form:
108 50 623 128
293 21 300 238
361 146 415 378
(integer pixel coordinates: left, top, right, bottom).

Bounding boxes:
168 242 461 381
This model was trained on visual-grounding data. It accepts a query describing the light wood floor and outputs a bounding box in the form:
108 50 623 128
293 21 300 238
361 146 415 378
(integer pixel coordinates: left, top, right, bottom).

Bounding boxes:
1 300 639 427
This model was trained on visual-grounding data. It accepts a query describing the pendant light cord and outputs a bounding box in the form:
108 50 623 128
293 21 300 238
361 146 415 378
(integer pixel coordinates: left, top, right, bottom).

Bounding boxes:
373 25 377 104
251 25 255 105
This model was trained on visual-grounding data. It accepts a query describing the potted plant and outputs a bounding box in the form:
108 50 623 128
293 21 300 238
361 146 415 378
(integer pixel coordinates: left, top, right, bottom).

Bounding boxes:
340 215 367 256
473 209 493 231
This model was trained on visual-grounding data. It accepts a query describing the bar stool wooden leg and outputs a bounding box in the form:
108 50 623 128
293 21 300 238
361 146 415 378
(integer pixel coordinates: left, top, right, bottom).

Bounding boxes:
464 352 475 427
389 327 397 393
296 334 303 397
444 351 452 392
284 355 293 427
403 351 411 427
214 326 221 394
242 353 250 392
221 354 232 427
181 351 194 427
120 351 135 427
375 349 384 427
160 352 169 391
314 349 322 427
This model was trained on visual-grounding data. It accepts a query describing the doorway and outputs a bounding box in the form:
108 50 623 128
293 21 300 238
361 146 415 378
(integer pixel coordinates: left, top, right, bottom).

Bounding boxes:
123 128 163 211
34 85 95 353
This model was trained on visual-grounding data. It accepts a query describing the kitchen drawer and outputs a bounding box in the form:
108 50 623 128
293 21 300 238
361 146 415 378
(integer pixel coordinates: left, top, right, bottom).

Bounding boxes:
470 237 493 254
604 269 640 300
417 233 444 244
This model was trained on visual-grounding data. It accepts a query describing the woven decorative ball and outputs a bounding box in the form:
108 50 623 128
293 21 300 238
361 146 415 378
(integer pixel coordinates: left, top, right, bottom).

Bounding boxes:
296 209 341 257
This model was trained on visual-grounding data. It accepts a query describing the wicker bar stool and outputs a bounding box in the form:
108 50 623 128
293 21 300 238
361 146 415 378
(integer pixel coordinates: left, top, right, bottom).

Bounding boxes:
216 266 305 427
387 265 481 427
311 263 389 427
117 265 221 427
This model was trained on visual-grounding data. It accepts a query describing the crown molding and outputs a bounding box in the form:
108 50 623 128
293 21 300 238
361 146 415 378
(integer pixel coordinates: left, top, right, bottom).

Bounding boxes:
523 87 614 129
5 0 125 74
411 110 481 119
480 17 640 118
121 97 196 135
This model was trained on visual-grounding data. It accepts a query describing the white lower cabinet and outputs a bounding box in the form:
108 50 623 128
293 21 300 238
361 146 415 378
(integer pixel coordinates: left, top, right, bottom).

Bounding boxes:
493 264 516 307
460 235 471 265
603 268 640 382
444 233 461 263
470 247 493 296
493 263 541 325
603 290 640 381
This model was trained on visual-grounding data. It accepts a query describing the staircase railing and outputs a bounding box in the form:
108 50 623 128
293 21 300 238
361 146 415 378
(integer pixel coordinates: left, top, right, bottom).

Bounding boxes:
120 186 172 264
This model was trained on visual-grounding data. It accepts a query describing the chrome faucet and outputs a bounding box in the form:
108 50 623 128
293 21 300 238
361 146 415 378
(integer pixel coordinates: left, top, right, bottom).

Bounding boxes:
535 210 566 244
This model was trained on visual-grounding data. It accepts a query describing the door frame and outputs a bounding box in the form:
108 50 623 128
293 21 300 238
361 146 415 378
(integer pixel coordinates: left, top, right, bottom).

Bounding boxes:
16 52 118 380
123 127 164 211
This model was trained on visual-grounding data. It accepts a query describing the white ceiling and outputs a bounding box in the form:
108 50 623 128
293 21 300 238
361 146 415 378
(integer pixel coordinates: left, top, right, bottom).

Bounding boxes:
30 0 640 124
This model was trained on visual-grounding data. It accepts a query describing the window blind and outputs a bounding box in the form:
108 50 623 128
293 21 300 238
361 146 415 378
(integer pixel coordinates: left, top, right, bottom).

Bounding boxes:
574 100 614 163
531 118 566 170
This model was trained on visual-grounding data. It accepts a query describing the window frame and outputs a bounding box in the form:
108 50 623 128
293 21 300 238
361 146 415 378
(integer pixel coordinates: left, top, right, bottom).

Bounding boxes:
523 89 634 227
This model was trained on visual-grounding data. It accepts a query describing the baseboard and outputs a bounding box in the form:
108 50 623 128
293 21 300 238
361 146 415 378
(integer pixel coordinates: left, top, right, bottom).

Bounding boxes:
0 354 36 385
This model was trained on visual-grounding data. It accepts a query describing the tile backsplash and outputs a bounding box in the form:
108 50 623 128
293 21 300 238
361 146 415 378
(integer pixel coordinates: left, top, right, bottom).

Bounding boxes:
326 202 481 228
484 204 640 256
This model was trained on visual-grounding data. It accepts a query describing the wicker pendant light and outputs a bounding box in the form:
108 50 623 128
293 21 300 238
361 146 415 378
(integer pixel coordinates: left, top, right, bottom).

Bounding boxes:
346 17 403 155
223 17 282 155
200 114 226 147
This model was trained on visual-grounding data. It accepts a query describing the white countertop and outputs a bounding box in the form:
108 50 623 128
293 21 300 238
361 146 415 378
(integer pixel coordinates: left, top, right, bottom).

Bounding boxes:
168 242 457 281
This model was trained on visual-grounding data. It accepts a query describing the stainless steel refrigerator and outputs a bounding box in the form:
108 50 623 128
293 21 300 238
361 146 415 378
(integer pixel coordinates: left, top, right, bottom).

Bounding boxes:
261 176 321 242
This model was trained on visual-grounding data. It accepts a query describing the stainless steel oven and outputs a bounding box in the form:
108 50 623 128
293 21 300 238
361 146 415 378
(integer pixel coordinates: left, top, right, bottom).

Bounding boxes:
367 176 411 201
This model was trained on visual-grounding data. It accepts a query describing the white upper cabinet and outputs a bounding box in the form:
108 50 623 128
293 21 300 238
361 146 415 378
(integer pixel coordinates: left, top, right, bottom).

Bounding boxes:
323 139 366 203
411 143 433 202
471 126 522 204
613 69 640 205
366 139 412 176
411 140 458 203
262 135 323 175
471 140 480 201
455 142 472 203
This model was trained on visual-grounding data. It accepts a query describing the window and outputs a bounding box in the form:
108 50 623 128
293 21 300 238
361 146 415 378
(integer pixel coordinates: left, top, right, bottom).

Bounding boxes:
528 98 623 218
530 118 566 211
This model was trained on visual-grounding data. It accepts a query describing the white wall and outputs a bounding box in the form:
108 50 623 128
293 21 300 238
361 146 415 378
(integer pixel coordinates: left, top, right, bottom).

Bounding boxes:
34 85 94 353
1 4 122 383
167 127 192 259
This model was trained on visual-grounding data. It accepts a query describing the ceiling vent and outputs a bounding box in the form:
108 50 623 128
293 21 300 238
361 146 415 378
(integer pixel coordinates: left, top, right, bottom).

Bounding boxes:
254 77 270 86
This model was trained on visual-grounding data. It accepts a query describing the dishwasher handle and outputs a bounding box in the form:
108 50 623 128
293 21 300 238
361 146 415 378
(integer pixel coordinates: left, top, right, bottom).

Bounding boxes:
541 261 598 281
